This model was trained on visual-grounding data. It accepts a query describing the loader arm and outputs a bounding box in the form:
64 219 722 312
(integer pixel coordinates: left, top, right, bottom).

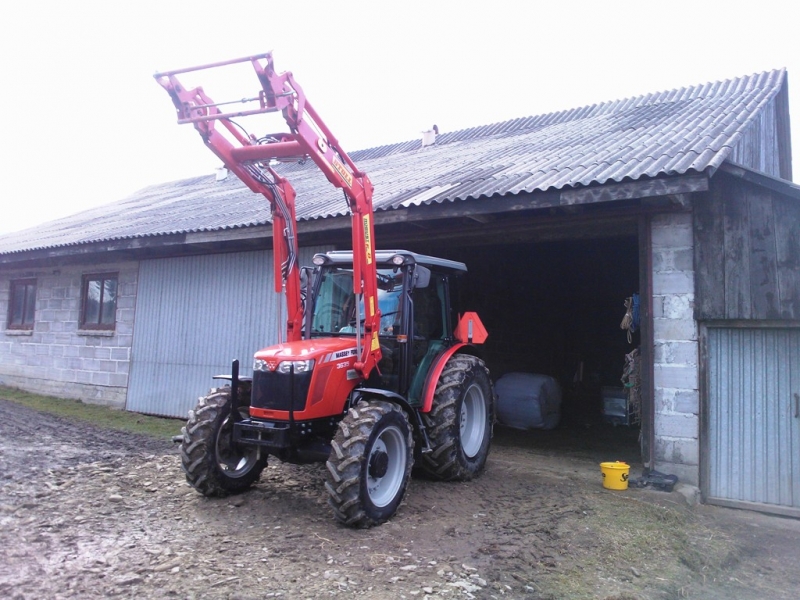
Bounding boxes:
154 53 381 377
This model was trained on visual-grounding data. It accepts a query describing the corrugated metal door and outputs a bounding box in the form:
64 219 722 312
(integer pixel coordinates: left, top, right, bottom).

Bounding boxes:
127 247 328 418
705 327 800 516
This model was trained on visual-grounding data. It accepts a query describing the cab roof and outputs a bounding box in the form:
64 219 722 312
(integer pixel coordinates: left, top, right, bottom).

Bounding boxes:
318 249 467 274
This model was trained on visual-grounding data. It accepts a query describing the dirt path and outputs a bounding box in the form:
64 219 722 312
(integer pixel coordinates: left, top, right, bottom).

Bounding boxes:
1 398 799 599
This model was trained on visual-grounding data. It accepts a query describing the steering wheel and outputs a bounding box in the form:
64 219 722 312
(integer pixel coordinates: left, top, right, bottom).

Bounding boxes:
315 303 346 331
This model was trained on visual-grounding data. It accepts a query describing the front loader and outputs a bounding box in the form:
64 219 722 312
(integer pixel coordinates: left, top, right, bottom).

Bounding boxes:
155 53 494 527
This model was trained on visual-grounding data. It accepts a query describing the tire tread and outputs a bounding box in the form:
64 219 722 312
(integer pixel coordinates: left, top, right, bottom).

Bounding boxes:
420 355 493 481
180 388 266 497
324 400 414 528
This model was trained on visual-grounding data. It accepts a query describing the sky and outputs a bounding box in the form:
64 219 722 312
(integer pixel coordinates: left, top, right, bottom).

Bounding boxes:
1 0 797 235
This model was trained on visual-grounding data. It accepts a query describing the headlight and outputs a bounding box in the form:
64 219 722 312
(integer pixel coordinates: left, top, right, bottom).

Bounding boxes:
277 359 315 374
253 359 269 372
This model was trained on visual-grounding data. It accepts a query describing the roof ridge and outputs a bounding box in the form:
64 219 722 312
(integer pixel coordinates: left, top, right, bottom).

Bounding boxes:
351 69 786 162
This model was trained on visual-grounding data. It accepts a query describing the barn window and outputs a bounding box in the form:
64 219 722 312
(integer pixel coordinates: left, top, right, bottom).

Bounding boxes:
7 278 37 330
81 273 118 330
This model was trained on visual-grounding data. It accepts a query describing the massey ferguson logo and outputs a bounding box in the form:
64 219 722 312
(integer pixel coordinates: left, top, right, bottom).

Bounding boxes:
266 360 279 371
323 348 357 363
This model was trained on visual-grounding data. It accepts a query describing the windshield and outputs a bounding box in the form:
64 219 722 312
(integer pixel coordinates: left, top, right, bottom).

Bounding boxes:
311 267 403 336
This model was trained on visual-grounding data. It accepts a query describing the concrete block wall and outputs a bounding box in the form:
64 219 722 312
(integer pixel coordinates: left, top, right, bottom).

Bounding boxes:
651 212 700 485
0 262 138 408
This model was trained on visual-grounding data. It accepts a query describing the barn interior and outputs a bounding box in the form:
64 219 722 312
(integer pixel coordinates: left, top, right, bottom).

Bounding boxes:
406 214 644 459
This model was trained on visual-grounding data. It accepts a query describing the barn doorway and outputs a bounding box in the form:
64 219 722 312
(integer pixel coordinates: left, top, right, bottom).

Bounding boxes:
417 234 643 461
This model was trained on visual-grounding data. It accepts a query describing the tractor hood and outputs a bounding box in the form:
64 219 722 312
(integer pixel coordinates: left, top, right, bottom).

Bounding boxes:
253 336 357 368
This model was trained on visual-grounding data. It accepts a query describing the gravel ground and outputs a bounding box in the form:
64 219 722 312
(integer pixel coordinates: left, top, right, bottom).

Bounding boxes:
1 397 799 599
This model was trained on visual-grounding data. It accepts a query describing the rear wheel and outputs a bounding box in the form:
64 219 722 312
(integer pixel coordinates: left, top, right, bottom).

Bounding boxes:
421 354 494 480
325 400 414 527
180 388 267 496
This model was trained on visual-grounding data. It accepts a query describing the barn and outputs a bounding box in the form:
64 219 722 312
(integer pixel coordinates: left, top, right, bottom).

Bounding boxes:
1 69 798 516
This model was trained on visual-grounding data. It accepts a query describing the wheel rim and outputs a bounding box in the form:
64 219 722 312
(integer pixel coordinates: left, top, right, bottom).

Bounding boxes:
366 424 407 507
215 414 262 479
460 383 487 458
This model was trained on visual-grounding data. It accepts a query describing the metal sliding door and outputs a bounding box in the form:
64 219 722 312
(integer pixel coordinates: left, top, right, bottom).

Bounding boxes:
127 247 328 418
705 326 800 517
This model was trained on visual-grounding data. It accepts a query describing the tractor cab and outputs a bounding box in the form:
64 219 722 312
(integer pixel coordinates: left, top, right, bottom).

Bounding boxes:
309 250 467 405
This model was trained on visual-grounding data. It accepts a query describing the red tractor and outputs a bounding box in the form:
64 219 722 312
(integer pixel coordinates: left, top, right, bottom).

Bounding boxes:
155 54 493 527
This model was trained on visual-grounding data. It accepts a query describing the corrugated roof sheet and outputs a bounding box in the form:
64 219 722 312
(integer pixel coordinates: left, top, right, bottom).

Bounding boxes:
0 69 787 255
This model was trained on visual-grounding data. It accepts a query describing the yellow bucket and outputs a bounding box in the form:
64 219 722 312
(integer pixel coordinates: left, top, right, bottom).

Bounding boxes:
600 461 630 490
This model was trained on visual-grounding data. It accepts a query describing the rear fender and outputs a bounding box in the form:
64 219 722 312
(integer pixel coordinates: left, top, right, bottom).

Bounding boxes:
419 344 480 413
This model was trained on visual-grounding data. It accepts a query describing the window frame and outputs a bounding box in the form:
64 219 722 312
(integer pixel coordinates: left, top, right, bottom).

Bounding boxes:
80 272 119 331
6 278 37 330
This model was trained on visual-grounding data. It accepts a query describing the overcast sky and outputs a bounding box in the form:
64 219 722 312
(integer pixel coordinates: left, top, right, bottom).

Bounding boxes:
1 0 797 235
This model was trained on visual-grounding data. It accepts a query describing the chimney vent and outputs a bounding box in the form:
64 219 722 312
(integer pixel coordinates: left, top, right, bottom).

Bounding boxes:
421 124 439 148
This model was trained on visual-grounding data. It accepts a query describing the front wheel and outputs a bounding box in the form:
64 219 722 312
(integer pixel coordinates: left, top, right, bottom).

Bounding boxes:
325 400 414 527
421 354 494 481
180 387 268 496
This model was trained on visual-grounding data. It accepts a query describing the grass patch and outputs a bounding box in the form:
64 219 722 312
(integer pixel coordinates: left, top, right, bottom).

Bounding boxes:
537 491 738 600
586 493 736 574
0 385 183 441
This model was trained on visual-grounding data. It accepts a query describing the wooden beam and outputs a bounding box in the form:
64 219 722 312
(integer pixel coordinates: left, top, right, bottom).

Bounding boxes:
693 188 726 320
467 214 496 224
747 185 781 318
774 193 800 319
718 161 800 199
374 208 644 247
723 178 753 319
639 213 654 470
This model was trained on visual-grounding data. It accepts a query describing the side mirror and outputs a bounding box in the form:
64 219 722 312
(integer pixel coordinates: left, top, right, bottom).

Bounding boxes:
412 265 431 289
300 266 313 286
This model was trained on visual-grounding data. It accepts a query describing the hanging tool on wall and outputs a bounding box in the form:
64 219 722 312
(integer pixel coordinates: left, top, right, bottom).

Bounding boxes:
620 293 640 343
621 347 641 425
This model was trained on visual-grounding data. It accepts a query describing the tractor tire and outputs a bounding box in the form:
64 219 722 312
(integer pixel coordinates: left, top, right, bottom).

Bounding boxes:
325 400 414 528
420 354 494 481
180 387 267 497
